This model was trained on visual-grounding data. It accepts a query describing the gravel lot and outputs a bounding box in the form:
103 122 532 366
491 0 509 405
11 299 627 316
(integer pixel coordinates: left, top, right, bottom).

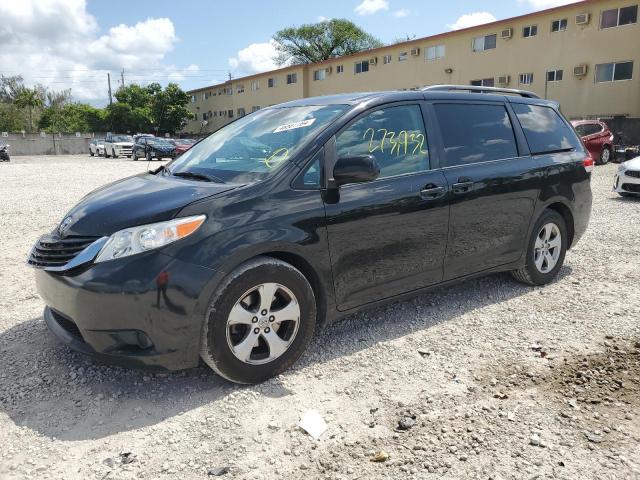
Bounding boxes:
0 154 638 480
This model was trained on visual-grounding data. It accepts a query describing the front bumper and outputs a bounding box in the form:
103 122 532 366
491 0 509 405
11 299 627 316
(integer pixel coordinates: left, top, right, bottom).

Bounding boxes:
613 169 640 195
35 252 215 371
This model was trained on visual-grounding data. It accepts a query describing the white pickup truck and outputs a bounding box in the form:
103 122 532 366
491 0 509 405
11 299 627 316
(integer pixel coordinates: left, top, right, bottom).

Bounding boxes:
103 133 134 158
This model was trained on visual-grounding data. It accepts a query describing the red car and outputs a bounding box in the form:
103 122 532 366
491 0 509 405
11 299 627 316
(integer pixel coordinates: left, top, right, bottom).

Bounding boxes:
170 138 197 155
571 120 614 165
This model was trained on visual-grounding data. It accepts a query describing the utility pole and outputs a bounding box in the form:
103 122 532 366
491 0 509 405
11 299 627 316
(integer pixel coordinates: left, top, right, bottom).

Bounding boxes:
107 72 113 105
121 69 125 88
228 71 232 81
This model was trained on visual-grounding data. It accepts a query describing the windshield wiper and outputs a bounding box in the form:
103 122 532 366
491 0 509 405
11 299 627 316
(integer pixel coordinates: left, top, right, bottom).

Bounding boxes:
172 171 225 183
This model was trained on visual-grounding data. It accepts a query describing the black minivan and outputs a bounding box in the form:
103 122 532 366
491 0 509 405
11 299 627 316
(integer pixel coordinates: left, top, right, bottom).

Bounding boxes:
29 86 592 384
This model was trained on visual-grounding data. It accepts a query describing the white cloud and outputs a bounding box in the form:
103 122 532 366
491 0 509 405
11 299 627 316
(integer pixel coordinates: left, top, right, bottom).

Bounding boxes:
228 40 280 76
448 11 497 30
519 0 580 9
317 16 329 22
0 0 188 103
354 0 389 16
392 8 411 18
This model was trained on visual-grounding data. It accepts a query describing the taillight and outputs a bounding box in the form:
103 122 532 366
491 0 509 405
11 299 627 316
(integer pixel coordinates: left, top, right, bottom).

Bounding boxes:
583 157 594 173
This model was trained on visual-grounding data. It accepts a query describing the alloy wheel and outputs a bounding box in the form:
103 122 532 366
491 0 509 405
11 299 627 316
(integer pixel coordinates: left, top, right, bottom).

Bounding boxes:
226 283 300 365
534 222 561 273
600 147 610 164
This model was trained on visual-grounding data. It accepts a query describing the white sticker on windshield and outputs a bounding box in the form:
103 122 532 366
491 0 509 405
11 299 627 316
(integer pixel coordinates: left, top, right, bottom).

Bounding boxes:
273 118 316 133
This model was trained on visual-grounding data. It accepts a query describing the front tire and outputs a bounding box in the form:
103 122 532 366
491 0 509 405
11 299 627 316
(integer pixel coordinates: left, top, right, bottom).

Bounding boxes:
512 209 567 286
132 150 138 161
598 146 611 165
200 257 316 384
90 150 94 157
112 149 118 159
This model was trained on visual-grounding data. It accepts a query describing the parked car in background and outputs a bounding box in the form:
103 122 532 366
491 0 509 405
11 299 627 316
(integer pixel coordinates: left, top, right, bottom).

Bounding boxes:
614 132 640 162
133 133 155 143
170 138 197 156
89 138 105 157
571 120 614 165
613 157 640 197
29 86 592 384
131 136 177 160
104 133 134 158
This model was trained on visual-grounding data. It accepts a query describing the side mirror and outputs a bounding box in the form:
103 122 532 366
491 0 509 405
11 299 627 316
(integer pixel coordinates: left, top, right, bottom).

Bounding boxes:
332 155 380 187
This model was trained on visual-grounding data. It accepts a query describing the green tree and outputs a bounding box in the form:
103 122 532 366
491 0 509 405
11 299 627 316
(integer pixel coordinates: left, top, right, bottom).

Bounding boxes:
150 83 193 134
14 87 44 133
0 103 25 132
273 19 383 65
39 103 106 133
0 75 25 103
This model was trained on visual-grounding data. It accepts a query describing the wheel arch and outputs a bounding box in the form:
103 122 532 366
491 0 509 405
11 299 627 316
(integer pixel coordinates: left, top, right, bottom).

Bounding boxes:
545 201 575 249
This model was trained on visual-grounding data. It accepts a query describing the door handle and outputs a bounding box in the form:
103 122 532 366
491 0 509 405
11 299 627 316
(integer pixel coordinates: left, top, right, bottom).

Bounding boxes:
452 180 474 194
419 185 446 200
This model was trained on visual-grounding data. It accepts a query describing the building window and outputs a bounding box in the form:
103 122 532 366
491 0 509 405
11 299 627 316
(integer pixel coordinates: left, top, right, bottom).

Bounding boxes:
472 34 497 52
383 54 392 64
354 61 369 74
237 108 246 117
601 5 638 28
398 52 408 61
286 73 297 84
228 109 234 118
190 95 196 103
595 61 634 82
470 78 495 87
226 87 233 95
268 77 276 88
313 69 326 81
547 69 563 82
426 45 445 60
523 25 538 37
251 106 260 112
336 65 344 73
236 84 245 94
519 73 534 85
551 18 568 32
251 80 259 91
194 113 198 121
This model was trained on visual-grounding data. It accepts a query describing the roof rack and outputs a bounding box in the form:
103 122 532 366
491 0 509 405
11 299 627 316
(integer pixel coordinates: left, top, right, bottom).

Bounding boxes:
421 85 540 99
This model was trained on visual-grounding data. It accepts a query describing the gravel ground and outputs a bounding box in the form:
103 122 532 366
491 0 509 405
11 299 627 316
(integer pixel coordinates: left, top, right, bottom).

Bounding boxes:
0 155 638 480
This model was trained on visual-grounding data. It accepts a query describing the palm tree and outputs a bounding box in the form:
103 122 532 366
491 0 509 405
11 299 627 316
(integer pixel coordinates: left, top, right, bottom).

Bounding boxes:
15 88 43 133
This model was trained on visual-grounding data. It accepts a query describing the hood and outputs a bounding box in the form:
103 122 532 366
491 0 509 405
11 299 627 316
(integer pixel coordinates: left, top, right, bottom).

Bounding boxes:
622 156 640 170
150 144 175 151
59 173 237 237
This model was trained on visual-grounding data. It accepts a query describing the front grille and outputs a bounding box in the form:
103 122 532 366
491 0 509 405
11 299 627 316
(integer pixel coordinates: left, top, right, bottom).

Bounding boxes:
624 170 640 179
622 183 640 193
28 234 98 268
51 310 83 340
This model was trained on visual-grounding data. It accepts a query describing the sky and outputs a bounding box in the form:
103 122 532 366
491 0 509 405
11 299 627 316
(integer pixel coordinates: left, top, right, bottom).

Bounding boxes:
0 0 580 105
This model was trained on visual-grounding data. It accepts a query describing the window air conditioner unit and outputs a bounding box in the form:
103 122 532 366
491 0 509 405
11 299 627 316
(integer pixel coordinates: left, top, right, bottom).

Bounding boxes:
501 28 513 39
325 66 332 74
369 57 378 65
497 75 510 85
575 13 590 25
410 47 420 56
574 64 588 76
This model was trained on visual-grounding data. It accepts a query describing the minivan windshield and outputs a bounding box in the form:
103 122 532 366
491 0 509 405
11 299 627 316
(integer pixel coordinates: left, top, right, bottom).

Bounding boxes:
169 105 348 184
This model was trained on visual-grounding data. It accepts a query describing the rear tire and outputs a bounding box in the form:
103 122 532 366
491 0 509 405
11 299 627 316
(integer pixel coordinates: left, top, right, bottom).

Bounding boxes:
598 146 611 165
112 149 118 159
90 150 94 157
132 151 138 161
512 209 567 286
200 257 316 384
104 150 110 158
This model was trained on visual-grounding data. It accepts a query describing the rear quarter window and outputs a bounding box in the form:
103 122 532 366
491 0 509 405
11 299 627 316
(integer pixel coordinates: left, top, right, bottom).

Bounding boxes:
512 103 582 154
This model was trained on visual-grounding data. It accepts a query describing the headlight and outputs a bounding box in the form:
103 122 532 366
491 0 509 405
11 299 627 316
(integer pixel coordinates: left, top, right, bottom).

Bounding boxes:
95 215 206 263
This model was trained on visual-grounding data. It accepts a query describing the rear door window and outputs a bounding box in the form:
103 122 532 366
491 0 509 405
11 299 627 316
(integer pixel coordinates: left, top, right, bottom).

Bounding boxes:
433 103 519 167
512 103 582 154
336 105 429 178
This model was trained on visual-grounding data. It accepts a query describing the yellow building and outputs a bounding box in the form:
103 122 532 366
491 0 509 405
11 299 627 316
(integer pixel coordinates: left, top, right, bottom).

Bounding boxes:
184 0 640 135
